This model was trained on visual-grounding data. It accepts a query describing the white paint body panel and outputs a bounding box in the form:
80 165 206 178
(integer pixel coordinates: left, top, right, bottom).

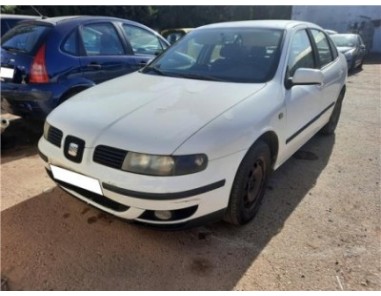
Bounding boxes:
39 20 347 226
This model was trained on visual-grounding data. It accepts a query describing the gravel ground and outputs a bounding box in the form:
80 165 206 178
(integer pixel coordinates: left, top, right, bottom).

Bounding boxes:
1 57 380 291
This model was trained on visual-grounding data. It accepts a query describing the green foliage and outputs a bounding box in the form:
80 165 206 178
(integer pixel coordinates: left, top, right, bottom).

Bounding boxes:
1 5 17 14
5 6 291 31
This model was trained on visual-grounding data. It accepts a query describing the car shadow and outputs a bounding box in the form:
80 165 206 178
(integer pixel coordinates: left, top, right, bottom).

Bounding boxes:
1 134 335 290
348 67 363 76
1 118 43 164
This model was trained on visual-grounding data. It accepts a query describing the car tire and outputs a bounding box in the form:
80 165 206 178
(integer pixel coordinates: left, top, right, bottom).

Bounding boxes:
224 140 271 225
320 91 345 135
358 58 364 69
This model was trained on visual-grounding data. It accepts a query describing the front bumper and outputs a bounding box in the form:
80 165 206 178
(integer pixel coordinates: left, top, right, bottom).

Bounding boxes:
38 136 246 228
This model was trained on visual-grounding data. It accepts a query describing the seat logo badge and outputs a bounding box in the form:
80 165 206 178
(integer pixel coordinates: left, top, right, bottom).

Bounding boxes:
68 143 79 157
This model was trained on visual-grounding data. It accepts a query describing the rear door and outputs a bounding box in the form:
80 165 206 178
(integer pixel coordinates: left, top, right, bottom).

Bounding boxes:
309 29 344 111
78 21 138 84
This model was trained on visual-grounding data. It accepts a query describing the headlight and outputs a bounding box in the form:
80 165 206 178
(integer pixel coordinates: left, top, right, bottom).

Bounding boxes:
43 121 50 139
121 152 207 176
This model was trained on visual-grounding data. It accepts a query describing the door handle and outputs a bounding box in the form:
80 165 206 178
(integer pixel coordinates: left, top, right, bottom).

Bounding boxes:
87 63 102 70
138 61 147 68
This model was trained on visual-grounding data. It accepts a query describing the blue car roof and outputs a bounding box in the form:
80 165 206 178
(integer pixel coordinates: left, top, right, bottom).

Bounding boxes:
27 15 147 28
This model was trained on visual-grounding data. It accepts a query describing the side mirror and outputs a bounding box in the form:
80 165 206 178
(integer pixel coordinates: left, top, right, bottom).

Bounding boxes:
360 44 366 50
286 68 324 89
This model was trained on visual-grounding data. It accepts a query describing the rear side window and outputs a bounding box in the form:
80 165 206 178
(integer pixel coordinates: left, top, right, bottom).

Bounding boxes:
327 36 338 60
81 23 124 56
311 30 334 68
1 24 50 53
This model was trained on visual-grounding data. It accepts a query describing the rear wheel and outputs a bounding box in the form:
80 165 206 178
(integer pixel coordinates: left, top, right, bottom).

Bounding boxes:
358 58 364 69
320 91 345 135
224 141 271 225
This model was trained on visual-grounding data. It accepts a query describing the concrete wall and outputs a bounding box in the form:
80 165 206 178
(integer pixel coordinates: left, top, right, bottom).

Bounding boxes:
292 6 381 52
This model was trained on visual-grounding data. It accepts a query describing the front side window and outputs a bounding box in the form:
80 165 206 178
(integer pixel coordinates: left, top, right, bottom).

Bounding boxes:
143 28 284 83
287 29 315 77
311 29 334 68
81 23 124 56
122 25 163 55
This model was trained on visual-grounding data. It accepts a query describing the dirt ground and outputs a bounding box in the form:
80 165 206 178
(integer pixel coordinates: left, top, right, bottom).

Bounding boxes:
1 57 380 291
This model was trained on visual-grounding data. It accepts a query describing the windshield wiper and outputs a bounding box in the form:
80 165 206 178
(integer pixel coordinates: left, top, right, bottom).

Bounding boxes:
174 72 225 82
141 66 165 76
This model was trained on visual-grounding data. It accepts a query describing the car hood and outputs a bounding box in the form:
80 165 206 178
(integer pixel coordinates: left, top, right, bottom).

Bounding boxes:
48 72 265 155
337 46 355 54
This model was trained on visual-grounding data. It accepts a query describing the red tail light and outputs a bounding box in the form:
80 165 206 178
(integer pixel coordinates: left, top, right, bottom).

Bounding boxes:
30 44 49 83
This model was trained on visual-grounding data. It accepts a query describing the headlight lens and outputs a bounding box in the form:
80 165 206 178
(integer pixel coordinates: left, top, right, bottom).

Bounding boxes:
121 152 207 176
43 121 50 139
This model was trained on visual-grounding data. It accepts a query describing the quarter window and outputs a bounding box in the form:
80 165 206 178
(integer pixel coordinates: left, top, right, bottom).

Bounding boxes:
81 23 124 56
287 30 315 77
62 30 78 55
122 25 163 55
311 30 334 68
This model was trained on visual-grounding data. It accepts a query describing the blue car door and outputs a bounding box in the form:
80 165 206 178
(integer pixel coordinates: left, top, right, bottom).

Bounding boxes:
120 24 168 69
78 22 139 84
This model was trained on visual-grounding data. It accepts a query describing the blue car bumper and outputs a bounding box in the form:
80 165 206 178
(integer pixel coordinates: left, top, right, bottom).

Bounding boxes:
1 82 66 120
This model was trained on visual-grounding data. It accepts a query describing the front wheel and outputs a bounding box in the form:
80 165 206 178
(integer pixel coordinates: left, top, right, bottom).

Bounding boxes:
224 141 271 225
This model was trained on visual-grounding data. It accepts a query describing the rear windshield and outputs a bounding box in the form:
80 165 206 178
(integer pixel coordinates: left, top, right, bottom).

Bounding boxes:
331 35 358 47
1 24 50 54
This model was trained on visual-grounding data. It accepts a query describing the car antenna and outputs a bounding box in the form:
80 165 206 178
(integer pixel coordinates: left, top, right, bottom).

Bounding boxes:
30 6 47 19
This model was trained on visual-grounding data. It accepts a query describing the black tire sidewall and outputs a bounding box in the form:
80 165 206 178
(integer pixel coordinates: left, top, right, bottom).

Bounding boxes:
225 141 271 225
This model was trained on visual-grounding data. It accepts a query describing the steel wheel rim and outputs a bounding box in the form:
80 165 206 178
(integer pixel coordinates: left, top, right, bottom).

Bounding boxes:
243 158 266 209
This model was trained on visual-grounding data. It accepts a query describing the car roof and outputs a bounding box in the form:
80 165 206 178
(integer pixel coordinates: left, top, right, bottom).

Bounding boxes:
24 15 141 26
198 20 321 30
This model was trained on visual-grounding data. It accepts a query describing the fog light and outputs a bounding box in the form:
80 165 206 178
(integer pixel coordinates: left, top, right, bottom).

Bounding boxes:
154 210 172 221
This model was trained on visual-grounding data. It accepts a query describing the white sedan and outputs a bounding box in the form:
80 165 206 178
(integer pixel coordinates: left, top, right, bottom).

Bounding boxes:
38 20 347 228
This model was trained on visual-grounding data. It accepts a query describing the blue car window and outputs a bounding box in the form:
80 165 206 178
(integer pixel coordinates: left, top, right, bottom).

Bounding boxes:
81 23 124 56
1 24 50 53
62 30 78 55
122 24 163 55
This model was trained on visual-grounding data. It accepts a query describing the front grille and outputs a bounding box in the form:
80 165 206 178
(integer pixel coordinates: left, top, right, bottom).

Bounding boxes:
47 126 63 147
93 145 127 169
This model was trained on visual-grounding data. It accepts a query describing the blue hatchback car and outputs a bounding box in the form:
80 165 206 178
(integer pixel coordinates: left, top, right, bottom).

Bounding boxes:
0 16 169 120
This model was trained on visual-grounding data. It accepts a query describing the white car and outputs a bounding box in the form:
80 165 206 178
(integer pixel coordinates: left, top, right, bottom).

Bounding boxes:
38 20 347 228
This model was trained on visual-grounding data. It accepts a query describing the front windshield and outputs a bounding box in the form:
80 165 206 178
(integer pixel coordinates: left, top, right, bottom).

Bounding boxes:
142 27 284 83
331 35 358 47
